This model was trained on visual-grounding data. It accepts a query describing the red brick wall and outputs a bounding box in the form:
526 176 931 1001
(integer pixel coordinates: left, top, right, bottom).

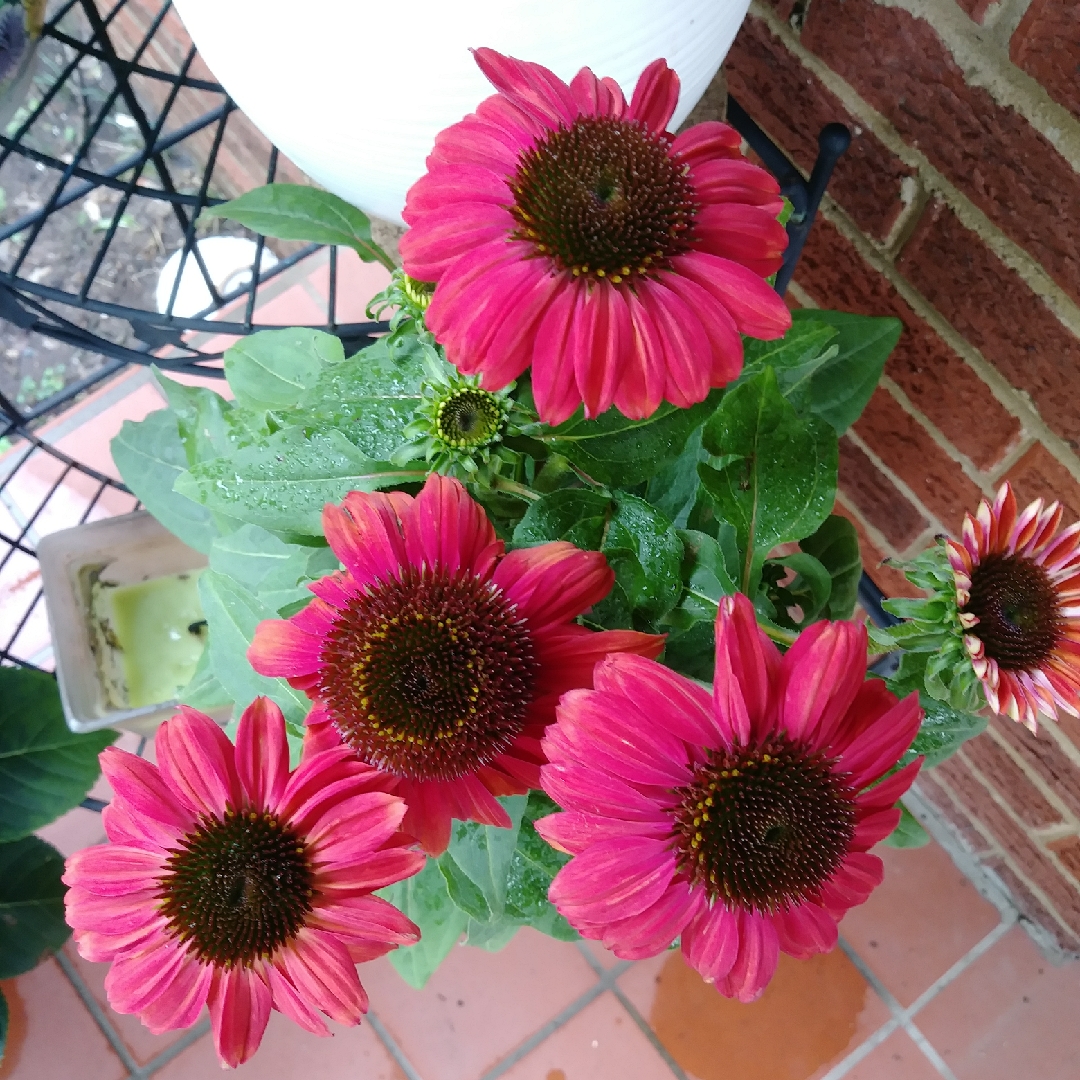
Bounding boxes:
726 0 1080 955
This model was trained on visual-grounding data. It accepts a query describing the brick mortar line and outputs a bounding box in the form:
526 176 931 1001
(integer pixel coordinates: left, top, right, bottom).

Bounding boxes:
881 176 931 259
1039 713 1080 774
919 768 1080 954
833 488 905 564
979 433 1040 486
749 1 1080 344
982 0 1036 43
843 426 953 535
814 195 1080 485
785 279 818 309
874 0 1080 170
981 722 1080 829
898 524 945 563
957 744 1080 890
876 374 997 492
913 777 1010 864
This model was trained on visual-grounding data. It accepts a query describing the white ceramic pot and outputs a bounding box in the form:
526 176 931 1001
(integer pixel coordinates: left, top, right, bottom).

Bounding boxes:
171 0 752 224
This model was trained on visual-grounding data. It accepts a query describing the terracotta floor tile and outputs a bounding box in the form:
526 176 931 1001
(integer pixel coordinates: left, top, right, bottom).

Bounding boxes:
841 1030 942 1080
619 946 891 1080
36 807 107 858
303 249 392 322
837 841 1001 1006
62 942 196 1067
0 960 127 1080
151 1010 406 1079
497 991 677 1080
915 925 1080 1080
242 282 328 329
361 929 598 1080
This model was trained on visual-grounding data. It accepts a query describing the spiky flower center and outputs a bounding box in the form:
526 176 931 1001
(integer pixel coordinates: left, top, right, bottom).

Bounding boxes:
157 810 314 967
509 117 698 283
317 567 537 781
672 735 856 914
436 388 506 449
964 553 1061 671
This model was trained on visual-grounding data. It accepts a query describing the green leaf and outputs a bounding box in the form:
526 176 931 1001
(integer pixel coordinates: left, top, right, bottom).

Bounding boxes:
883 804 931 848
538 391 724 487
907 697 987 769
289 332 427 461
224 328 343 413
800 515 862 620
602 495 683 621
763 551 834 627
177 428 424 537
0 667 116 843
438 854 491 922
644 426 704 528
197 570 311 728
699 368 838 591
202 184 392 266
152 370 238 466
504 793 571 922
176 648 233 711
445 796 527 919
741 320 838 384
465 915 523 951
0 836 70 978
512 489 610 549
209 526 339 612
111 410 219 554
674 528 738 621
790 309 902 433
380 860 468 989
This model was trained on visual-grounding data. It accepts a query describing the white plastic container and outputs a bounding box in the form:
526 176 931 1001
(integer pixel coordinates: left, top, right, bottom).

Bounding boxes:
171 0 753 224
38 511 210 734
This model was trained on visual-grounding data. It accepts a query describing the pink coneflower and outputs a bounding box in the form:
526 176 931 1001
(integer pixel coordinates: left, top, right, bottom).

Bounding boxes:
400 48 792 425
63 699 424 1068
249 474 664 855
948 481 1080 729
536 594 922 1002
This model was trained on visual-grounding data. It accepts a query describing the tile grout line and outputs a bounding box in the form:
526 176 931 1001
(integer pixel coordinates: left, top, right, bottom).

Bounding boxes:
54 948 141 1077
138 1019 212 1078
902 1022 961 1080
607 982 689 1080
365 1009 426 1080
816 1018 900 1080
476 951 636 1080
573 943 686 1080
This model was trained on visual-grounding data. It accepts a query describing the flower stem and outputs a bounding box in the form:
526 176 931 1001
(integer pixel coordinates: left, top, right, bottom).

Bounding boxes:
758 620 798 647
490 476 541 501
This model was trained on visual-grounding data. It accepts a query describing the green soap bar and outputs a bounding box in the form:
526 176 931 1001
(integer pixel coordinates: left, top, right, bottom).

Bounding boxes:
103 570 206 708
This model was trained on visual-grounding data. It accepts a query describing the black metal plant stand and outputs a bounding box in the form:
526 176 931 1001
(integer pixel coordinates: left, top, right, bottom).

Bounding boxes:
0 0 871 672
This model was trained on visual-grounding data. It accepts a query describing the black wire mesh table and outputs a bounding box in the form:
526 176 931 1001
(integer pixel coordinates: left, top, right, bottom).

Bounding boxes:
0 0 868 672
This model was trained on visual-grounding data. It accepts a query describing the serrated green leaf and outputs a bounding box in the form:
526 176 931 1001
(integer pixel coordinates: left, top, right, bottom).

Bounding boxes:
644 427 704 529
538 391 724 487
379 859 468 989
603 495 683 620
197 570 311 728
224 328 343 413
907 698 987 769
0 667 115 842
882 804 931 848
203 184 392 266
790 309 902 433
699 368 838 591
799 515 862 620
111 410 219 554
512 489 610 549
177 428 424 537
0 836 70 978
